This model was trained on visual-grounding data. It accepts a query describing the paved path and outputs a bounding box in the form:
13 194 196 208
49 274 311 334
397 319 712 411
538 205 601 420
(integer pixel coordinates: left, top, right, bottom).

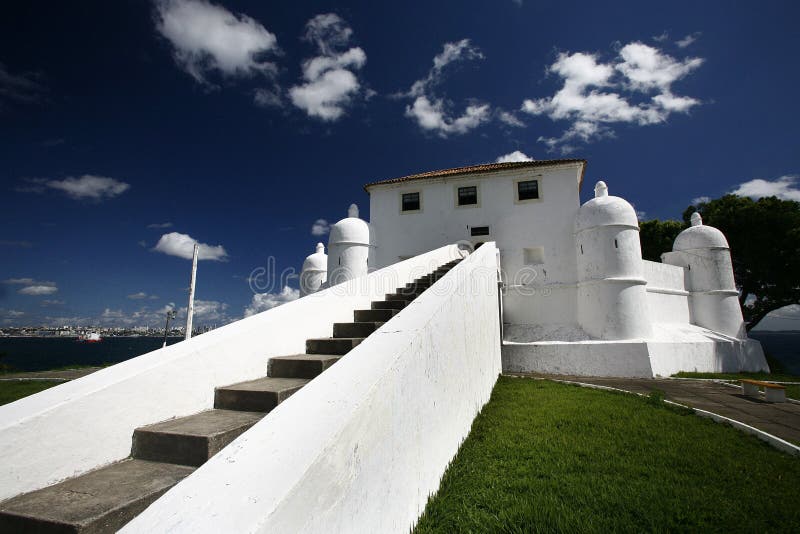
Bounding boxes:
511 374 800 446
0 367 101 381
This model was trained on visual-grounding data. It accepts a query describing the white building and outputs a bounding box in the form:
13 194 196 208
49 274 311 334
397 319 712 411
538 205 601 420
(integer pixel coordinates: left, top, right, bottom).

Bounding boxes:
305 159 767 377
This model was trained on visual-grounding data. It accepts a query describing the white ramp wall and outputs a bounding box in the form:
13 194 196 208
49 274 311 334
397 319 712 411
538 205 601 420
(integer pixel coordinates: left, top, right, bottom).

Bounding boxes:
0 245 460 503
123 243 502 534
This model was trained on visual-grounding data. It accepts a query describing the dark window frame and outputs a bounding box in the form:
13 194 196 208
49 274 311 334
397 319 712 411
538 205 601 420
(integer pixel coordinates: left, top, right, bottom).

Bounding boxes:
457 185 479 206
517 179 540 201
401 191 421 212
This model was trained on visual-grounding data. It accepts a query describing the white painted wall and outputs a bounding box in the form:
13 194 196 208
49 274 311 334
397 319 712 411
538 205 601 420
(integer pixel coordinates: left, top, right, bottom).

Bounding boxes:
0 244 461 503
123 243 502 534
642 260 691 324
367 162 584 326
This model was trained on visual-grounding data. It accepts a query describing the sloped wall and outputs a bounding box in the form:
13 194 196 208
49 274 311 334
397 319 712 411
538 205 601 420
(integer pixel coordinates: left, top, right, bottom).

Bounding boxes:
0 245 461 503
123 243 502 533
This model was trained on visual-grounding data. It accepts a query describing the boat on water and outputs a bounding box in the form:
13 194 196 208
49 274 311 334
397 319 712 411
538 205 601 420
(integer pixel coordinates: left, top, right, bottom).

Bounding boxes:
77 332 103 343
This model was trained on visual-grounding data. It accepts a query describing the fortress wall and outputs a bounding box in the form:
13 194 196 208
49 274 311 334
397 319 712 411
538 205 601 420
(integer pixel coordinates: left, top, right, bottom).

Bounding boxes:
0 244 462 503
642 260 691 324
124 243 502 534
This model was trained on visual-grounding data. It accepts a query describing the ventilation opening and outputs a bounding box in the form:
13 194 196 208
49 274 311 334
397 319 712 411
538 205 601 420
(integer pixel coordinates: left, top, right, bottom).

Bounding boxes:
580 244 583 255
614 239 618 249
471 226 490 236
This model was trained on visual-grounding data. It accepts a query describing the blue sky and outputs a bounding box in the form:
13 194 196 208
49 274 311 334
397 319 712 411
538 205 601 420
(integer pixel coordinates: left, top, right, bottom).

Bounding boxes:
1 0 799 328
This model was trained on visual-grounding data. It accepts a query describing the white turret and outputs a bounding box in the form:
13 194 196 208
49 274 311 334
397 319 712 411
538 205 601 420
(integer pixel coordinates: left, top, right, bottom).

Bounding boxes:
300 242 328 296
662 212 745 338
327 204 371 286
574 181 652 340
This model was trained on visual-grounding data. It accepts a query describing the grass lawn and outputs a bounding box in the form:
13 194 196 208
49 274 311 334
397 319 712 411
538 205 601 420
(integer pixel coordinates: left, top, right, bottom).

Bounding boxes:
0 380 62 406
415 377 800 533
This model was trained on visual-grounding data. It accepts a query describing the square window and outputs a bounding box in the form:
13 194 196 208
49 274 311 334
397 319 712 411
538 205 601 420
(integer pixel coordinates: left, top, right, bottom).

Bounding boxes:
457 186 478 206
401 192 420 212
517 180 539 201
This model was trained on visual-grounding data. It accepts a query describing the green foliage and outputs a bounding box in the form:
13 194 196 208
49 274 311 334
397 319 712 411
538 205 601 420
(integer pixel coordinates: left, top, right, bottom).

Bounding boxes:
415 377 800 533
686 195 800 330
638 219 685 262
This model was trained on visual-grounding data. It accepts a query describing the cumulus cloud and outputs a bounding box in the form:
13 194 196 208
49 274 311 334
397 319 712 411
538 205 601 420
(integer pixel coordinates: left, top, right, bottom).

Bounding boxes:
289 14 367 121
495 150 533 163
19 285 58 295
691 196 711 206
4 278 58 296
497 110 525 127
153 232 228 261
44 175 130 200
154 0 279 85
311 218 330 236
398 39 490 137
522 42 703 153
731 175 800 201
244 286 299 317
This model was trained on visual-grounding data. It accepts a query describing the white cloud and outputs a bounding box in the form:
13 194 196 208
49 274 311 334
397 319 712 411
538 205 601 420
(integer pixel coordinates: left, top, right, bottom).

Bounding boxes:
731 175 800 201
497 110 525 127
4 278 58 296
289 14 366 121
244 286 299 317
653 31 670 43
128 292 159 300
40 175 130 200
19 285 58 295
522 43 703 153
496 150 533 163
41 299 64 307
405 96 490 137
190 299 229 321
147 222 173 229
398 39 489 137
311 218 330 236
676 33 700 48
154 0 279 84
153 232 228 261
691 196 710 206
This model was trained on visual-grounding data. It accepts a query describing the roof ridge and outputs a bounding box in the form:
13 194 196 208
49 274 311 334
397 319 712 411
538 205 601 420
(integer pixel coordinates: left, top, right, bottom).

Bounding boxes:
363 159 586 191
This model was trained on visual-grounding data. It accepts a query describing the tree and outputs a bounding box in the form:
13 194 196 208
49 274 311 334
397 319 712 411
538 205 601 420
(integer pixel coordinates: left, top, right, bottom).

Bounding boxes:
639 219 685 262
683 195 800 331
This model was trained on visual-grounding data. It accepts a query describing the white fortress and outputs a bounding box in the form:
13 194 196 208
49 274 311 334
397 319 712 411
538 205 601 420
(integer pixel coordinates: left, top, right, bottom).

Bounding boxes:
303 159 767 377
0 159 769 533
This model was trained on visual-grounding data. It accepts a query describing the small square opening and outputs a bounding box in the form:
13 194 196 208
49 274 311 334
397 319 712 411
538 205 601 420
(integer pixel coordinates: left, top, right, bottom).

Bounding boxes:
458 186 478 206
517 180 539 201
401 192 420 212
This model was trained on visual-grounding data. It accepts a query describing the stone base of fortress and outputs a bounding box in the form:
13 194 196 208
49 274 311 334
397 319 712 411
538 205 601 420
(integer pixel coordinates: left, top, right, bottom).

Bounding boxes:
501 323 768 378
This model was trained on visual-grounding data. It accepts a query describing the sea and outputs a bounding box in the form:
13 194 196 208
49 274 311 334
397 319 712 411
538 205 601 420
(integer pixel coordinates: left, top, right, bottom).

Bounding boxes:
0 337 184 372
0 332 798 374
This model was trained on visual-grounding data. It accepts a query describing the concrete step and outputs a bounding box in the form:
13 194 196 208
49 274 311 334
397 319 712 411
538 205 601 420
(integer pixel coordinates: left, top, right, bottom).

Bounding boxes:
268 354 341 379
393 288 424 299
333 321 384 338
214 377 310 412
306 337 364 355
385 293 412 302
0 459 194 533
354 308 399 322
132 409 264 467
371 300 407 311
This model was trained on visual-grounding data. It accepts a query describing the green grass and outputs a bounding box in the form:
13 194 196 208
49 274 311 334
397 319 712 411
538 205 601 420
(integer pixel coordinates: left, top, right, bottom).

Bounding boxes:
0 380 62 406
415 377 800 533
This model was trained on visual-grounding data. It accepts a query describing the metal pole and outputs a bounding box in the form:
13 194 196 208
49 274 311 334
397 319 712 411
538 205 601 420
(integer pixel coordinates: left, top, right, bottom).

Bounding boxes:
162 311 174 348
185 243 199 340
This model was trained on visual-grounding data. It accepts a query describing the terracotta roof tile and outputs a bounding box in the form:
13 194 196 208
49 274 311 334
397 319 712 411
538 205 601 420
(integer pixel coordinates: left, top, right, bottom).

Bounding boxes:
363 159 587 192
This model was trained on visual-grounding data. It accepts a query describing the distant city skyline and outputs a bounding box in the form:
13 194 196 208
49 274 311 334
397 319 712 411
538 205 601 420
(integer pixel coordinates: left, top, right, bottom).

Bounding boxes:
1 0 798 330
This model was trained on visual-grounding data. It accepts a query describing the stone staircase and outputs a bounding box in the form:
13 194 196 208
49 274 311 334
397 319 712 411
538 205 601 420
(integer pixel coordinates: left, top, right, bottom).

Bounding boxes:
0 258 462 533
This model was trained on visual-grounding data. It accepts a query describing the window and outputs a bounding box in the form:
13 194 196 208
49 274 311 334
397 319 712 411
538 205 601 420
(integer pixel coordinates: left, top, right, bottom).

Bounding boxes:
401 192 420 212
471 226 490 236
457 186 478 206
517 180 539 201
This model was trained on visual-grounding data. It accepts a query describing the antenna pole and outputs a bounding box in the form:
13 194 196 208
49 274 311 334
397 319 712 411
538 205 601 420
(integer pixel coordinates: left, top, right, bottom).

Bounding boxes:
185 243 199 340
